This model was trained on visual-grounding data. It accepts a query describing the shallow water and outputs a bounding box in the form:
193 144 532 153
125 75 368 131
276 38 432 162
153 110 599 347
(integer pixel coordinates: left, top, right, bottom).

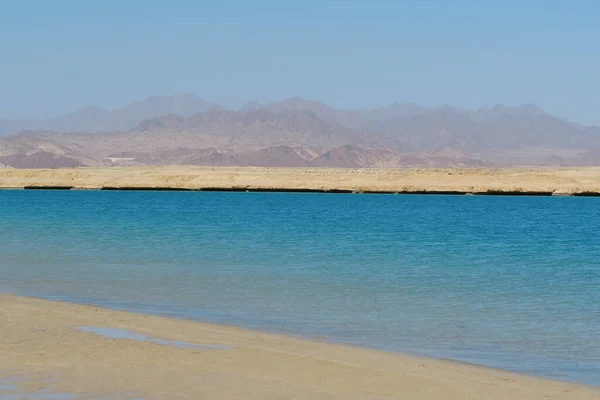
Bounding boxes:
75 326 232 349
1 190 599 385
0 376 146 400
0 377 80 400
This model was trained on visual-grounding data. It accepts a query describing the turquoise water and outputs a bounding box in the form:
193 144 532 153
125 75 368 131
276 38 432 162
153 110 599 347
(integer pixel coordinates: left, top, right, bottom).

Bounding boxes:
1 190 599 385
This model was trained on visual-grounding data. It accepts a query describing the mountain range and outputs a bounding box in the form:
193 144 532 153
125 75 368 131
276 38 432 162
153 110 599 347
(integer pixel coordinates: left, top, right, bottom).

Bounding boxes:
0 94 221 135
1 94 600 169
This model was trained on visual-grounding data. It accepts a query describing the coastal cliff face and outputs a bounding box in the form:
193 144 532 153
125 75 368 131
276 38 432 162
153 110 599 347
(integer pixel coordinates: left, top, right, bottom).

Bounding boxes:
1 166 599 196
1 95 600 169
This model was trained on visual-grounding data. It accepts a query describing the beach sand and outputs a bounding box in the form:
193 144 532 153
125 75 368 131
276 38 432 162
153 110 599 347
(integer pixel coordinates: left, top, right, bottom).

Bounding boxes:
1 294 597 399
1 166 600 195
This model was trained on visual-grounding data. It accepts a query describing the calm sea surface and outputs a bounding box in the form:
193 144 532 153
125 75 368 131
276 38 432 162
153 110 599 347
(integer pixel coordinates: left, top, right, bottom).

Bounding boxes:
1 190 599 385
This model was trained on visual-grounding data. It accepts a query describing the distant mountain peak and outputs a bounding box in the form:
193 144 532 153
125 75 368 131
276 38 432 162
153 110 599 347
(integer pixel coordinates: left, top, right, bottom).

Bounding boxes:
64 105 110 118
518 103 545 115
268 96 330 110
484 103 546 116
240 101 262 112
281 95 316 103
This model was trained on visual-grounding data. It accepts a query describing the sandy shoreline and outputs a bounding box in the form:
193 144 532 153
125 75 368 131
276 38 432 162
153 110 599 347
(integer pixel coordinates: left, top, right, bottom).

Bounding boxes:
1 294 597 399
1 166 600 195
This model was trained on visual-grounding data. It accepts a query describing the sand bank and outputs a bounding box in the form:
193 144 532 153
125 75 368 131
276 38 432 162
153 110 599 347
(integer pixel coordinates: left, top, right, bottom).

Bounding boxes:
1 166 600 195
0 294 597 399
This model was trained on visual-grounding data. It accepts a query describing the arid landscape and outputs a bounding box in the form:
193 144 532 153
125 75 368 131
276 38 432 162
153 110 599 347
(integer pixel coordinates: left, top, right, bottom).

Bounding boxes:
2 94 600 169
2 166 600 196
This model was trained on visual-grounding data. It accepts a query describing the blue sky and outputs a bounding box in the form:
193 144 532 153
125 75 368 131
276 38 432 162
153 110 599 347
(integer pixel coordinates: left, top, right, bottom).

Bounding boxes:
1 0 599 124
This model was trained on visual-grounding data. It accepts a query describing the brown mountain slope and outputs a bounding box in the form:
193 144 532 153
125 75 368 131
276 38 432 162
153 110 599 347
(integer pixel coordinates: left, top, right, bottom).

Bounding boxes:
575 148 600 166
0 134 96 166
180 108 379 150
260 97 369 129
237 146 311 167
0 135 73 157
0 151 85 168
312 145 489 168
312 145 404 168
134 114 186 131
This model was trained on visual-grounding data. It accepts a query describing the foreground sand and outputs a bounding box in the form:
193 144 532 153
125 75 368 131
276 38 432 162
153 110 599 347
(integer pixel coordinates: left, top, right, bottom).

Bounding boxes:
1 166 600 195
1 294 597 399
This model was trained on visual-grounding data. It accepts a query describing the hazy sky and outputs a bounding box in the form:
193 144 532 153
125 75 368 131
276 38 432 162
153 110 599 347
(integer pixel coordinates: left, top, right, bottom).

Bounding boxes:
1 0 599 124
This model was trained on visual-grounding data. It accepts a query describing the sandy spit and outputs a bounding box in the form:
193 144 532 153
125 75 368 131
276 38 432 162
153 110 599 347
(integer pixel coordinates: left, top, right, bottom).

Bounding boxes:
0 294 598 399
1 166 600 195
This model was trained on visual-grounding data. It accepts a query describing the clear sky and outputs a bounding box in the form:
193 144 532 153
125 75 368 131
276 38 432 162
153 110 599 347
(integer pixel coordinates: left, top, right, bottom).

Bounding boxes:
1 0 599 124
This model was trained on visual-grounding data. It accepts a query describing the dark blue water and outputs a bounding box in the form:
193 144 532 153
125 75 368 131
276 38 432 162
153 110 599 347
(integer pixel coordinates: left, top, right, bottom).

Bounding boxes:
1 190 599 385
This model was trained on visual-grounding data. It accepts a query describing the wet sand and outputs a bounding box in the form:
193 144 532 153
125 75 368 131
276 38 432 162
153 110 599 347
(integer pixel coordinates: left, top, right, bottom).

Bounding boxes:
1 294 598 399
1 166 600 195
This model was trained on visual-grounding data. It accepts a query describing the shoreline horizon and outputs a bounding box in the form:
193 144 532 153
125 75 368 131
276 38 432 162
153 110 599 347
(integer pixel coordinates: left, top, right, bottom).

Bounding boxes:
1 292 599 399
1 166 600 196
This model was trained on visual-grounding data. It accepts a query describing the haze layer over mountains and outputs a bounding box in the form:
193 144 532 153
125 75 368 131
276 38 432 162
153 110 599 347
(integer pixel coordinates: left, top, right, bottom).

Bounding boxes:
1 94 599 169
